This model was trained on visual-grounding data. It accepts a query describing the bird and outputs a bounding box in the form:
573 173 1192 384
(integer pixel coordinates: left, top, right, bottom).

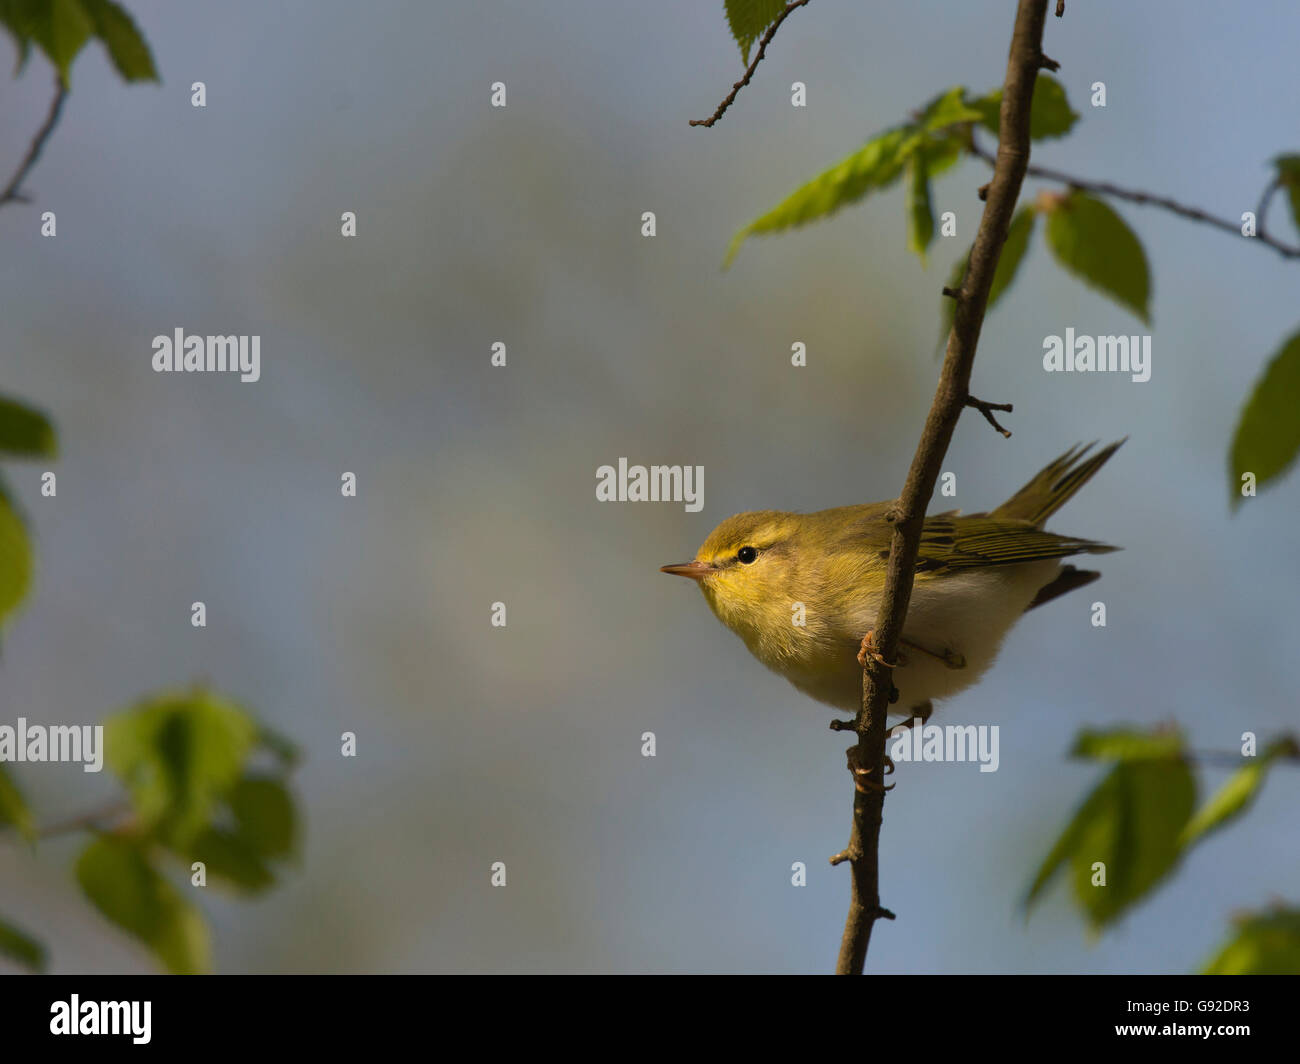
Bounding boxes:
661 441 1124 725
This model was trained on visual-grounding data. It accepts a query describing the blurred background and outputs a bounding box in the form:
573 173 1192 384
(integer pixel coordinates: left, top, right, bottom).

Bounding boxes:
0 0 1296 973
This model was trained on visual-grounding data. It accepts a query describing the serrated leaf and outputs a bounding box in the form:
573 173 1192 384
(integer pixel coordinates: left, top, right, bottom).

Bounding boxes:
972 74 1078 141
80 0 156 81
1179 736 1299 849
0 473 33 629
105 691 258 845
1203 907 1300 975
1027 759 1195 930
724 125 917 267
75 835 210 974
0 764 35 841
1229 329 1300 509
905 151 933 262
939 205 1036 349
1274 154 1300 236
1071 726 1185 761
724 0 787 65
0 395 57 457
1044 191 1151 324
0 914 45 971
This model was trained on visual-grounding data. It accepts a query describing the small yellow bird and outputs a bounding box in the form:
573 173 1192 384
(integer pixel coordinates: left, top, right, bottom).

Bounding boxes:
661 441 1123 720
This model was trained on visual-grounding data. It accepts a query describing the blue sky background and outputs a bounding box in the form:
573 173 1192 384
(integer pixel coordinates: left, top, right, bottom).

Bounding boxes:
1 0 1297 972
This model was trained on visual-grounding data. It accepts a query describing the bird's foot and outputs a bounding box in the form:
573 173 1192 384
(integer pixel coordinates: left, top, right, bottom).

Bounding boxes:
846 746 895 793
857 629 905 669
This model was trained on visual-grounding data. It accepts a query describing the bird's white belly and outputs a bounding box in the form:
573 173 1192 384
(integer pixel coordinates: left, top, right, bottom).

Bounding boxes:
787 561 1060 715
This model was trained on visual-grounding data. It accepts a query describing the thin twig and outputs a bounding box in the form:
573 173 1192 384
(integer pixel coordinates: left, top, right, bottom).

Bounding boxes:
0 800 133 841
969 134 1300 260
37 801 132 839
965 395 1014 438
690 1 811 128
0 77 69 208
834 0 1050 976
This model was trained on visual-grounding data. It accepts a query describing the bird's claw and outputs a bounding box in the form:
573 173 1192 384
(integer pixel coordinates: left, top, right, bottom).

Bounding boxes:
858 630 904 669
847 748 896 794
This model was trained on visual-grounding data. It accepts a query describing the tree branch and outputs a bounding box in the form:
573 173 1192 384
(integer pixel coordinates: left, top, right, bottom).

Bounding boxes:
969 134 1300 260
965 395 1014 438
690 1 811 128
0 799 133 841
833 0 1051 976
0 76 68 208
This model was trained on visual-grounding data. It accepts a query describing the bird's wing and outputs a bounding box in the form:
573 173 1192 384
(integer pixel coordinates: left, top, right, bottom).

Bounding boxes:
913 514 1118 573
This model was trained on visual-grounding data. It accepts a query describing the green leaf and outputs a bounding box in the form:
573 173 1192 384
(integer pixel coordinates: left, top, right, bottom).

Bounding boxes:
105 691 258 845
0 914 45 971
229 775 297 858
187 828 274 893
1229 329 1300 509
0 473 33 629
917 85 984 132
1026 759 1196 930
1274 154 1300 236
20 0 93 85
256 722 300 768
938 205 1036 348
79 0 156 81
0 395 57 457
75 835 210 974
170 774 296 891
0 1 34 71
724 0 787 65
1203 907 1300 975
923 131 966 179
724 125 917 267
1179 736 1299 849
972 74 1078 141
1071 726 1185 761
905 151 933 262
0 764 35 841
1044 191 1151 324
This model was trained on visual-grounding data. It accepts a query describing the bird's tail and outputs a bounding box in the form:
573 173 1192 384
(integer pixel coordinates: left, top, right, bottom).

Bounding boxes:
992 439 1126 528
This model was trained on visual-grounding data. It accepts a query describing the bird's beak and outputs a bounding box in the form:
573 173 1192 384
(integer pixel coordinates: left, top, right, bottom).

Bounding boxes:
660 560 713 581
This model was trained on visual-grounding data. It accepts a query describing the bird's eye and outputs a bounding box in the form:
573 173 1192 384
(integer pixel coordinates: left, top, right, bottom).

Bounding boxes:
737 546 758 564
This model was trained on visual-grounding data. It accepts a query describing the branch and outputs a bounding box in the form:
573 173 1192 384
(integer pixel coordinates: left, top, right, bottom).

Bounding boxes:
965 395 1014 438
690 1 811 128
969 134 1300 260
833 0 1051 976
36 801 132 839
0 76 68 208
0 800 133 841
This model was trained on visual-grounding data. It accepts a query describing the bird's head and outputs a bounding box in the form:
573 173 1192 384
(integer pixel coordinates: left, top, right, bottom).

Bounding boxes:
661 510 805 639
